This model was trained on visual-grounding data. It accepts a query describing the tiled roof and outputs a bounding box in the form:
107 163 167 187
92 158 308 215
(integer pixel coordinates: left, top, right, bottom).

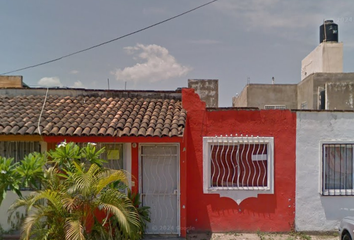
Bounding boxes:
0 93 186 137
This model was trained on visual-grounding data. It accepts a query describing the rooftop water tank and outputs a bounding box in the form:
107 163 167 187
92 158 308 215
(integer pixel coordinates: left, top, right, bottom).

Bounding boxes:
320 20 338 43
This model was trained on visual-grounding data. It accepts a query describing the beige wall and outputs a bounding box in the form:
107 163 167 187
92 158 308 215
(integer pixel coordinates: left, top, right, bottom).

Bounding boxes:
297 73 354 110
297 75 314 109
188 79 219 108
326 82 354 110
0 76 23 88
322 42 343 73
232 85 248 107
301 42 343 81
232 84 297 109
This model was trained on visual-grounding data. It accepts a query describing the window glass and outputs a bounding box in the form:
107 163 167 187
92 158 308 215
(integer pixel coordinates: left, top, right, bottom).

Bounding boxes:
77 142 124 170
323 144 354 195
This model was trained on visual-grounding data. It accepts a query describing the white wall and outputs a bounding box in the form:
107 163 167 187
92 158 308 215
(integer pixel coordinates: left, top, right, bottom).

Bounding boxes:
0 191 32 231
301 42 343 81
296 111 354 231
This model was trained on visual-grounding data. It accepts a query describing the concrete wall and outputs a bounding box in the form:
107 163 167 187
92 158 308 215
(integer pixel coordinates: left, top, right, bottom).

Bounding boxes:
297 73 354 110
232 85 248 107
296 111 354 231
322 42 343 73
235 84 297 109
326 82 354 110
297 75 314 109
0 88 182 100
188 79 218 108
301 44 323 81
301 42 343 81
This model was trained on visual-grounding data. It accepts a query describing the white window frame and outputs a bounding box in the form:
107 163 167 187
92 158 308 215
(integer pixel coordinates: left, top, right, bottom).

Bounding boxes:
264 105 287 110
321 141 354 196
203 136 274 204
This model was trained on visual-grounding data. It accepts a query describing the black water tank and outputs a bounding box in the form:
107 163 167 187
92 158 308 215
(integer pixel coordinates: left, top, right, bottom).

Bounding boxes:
320 20 338 43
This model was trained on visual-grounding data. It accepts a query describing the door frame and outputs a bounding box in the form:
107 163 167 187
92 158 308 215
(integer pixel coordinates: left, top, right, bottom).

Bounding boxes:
138 143 180 235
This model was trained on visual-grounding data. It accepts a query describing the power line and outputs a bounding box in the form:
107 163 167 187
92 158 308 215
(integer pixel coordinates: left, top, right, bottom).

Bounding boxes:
2 0 218 75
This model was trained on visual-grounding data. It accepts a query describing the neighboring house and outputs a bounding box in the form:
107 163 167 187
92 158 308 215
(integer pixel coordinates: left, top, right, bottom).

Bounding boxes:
0 87 188 236
296 110 354 231
182 88 297 232
186 88 354 233
232 20 353 110
232 73 354 110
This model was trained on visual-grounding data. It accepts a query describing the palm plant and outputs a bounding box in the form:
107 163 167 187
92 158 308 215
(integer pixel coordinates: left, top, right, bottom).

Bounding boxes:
0 156 21 205
16 152 46 190
9 142 145 240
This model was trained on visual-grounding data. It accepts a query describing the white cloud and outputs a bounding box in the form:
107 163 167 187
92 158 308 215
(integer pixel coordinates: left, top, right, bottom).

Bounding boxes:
70 70 79 74
72 80 84 88
112 44 192 83
38 77 62 87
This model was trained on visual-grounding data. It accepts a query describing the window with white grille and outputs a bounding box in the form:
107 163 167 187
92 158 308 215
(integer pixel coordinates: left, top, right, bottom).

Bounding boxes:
322 143 354 196
203 136 274 203
264 105 286 110
0 141 41 163
0 141 42 190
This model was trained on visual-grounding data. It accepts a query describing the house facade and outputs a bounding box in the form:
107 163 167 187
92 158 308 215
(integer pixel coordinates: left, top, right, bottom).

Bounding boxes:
296 110 354 231
183 88 297 232
185 88 354 233
0 87 188 236
2 79 354 235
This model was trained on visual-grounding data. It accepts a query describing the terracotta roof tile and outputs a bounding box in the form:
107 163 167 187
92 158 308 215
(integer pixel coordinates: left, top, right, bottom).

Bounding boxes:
0 93 185 137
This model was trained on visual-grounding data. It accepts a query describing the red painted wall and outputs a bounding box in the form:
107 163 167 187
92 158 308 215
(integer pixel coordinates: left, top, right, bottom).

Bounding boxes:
182 89 296 232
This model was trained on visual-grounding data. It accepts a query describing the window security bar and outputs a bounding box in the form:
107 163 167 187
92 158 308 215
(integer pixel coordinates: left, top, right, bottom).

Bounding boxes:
322 143 354 196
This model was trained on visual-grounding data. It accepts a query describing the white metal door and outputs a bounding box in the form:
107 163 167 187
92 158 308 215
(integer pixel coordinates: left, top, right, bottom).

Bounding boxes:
140 144 179 234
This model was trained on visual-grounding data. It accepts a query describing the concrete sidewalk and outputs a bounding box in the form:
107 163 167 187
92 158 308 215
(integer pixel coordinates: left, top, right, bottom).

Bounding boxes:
143 232 339 240
186 232 339 240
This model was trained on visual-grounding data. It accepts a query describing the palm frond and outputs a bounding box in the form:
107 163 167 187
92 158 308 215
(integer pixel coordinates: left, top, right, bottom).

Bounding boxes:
95 169 128 194
65 219 85 240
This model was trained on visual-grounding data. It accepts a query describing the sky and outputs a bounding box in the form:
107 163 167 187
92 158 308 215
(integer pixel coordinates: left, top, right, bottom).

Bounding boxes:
1 1 354 106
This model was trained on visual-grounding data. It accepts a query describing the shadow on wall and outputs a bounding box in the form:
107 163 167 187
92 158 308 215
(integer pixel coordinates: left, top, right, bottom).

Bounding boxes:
185 122 212 233
321 196 354 220
206 194 277 219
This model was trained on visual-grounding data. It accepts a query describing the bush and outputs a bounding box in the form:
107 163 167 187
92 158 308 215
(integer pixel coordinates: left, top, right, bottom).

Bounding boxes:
4 141 149 240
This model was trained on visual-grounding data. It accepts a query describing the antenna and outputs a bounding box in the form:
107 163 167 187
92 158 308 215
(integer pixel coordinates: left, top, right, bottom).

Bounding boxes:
125 81 127 90
107 78 110 90
247 77 250 84
323 19 327 42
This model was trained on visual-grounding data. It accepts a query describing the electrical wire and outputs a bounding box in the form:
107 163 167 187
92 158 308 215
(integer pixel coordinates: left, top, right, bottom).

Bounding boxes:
2 0 218 75
37 88 49 135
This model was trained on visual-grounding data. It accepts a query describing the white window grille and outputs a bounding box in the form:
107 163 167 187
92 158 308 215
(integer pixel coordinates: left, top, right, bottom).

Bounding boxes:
203 136 274 204
322 143 354 196
264 105 287 110
0 141 42 190
0 141 41 163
